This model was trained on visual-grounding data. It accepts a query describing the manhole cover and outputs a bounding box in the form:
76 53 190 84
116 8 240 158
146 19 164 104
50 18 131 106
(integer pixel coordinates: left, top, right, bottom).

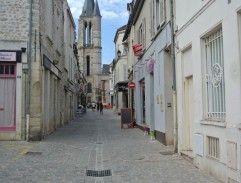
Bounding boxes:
160 150 175 155
25 152 42 155
122 154 145 161
86 169 111 177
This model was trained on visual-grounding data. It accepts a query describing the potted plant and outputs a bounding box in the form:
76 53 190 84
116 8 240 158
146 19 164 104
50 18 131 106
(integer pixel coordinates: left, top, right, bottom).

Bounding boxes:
150 130 155 140
143 121 148 135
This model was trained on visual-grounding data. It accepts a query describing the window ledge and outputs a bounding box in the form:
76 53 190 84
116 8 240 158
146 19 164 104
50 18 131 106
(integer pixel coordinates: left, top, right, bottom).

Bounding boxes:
200 120 226 127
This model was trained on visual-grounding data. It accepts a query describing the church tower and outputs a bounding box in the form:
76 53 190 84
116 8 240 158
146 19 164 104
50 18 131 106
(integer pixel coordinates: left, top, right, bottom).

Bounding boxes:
78 0 102 103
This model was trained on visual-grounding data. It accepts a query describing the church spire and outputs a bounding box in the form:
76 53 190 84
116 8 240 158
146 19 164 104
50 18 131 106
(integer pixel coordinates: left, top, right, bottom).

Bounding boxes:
93 0 101 17
81 0 95 16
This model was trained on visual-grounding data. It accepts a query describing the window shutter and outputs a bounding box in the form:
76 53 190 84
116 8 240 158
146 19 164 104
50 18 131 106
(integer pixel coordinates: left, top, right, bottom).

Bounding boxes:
142 18 146 50
149 1 153 37
160 0 165 26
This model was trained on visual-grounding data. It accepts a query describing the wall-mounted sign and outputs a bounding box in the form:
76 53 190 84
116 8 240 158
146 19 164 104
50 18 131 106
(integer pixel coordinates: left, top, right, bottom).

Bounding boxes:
0 52 16 62
132 43 143 57
148 59 154 74
43 55 61 79
128 81 135 89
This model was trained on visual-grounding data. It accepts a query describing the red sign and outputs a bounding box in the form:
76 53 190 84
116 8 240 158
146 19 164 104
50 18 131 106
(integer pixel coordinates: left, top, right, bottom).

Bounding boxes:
148 59 154 74
128 82 135 89
132 43 143 57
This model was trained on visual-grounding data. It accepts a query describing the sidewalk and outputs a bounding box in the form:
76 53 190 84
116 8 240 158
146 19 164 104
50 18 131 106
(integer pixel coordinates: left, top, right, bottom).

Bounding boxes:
0 109 220 183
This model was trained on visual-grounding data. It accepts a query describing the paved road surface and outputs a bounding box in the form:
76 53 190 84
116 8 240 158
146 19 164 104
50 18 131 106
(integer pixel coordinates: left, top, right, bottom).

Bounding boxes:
0 109 220 183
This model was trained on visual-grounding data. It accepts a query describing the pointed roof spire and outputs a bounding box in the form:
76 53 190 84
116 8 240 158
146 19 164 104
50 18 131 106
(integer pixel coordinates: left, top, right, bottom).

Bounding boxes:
81 0 95 16
93 0 101 16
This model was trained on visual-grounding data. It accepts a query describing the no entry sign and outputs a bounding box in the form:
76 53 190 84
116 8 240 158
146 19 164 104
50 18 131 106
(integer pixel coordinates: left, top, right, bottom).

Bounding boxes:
128 82 135 89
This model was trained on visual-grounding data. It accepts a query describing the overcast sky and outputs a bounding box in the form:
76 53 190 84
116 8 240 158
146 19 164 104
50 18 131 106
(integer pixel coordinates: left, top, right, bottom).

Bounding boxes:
67 0 130 65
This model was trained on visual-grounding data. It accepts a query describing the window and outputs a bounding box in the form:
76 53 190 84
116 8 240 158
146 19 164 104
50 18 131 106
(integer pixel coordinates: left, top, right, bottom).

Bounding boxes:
203 28 225 121
151 0 165 36
238 11 241 69
150 0 155 37
87 82 92 93
89 22 92 45
86 56 90 76
84 22 92 47
84 22 88 45
138 18 146 50
158 0 165 28
0 64 16 78
45 0 53 39
207 136 220 159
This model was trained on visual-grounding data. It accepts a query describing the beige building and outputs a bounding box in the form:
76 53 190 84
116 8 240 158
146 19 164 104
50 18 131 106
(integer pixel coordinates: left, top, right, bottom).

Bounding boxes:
113 25 128 114
123 0 174 144
0 0 81 141
77 0 102 103
100 64 111 107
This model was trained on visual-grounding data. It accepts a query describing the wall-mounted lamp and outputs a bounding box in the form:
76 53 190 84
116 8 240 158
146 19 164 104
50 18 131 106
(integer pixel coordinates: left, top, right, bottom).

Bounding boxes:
22 63 28 74
53 59 59 65
21 47 26 53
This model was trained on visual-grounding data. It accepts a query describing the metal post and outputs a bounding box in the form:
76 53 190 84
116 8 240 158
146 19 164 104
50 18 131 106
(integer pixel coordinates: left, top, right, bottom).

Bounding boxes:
170 0 178 153
26 0 33 141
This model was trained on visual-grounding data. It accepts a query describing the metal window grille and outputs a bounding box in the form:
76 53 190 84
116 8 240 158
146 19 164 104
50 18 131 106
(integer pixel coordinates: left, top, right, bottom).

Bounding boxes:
207 136 220 159
204 29 226 120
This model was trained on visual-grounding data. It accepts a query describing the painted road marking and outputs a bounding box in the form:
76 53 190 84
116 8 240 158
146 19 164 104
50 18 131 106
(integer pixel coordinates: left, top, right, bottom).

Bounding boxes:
0 145 33 161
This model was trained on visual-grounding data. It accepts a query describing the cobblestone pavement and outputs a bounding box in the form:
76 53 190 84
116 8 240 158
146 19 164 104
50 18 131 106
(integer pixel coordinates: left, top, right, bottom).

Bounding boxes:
0 109 220 183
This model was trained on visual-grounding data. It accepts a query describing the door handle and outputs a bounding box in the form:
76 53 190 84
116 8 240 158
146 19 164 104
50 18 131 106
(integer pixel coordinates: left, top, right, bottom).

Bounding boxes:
0 108 4 111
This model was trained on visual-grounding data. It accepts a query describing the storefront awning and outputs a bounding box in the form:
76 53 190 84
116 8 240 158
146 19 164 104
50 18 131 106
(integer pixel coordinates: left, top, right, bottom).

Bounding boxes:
114 81 128 92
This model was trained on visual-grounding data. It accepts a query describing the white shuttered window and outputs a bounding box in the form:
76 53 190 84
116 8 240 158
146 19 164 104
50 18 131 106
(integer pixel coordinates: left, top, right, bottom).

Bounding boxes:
203 29 225 121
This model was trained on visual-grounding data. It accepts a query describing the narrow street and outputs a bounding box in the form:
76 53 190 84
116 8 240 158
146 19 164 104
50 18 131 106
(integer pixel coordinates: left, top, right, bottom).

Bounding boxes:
0 110 220 183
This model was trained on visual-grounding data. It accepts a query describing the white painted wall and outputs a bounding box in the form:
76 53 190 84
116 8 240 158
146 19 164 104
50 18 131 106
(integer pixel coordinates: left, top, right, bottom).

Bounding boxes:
176 0 241 182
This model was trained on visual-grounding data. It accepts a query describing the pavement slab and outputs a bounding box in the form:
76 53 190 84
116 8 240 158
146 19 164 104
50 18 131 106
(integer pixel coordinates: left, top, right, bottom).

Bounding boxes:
0 109 221 183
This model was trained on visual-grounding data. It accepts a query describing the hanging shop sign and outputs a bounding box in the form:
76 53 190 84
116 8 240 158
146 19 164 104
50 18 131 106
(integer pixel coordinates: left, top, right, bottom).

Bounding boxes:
148 59 154 74
128 81 135 89
0 51 22 62
43 55 61 79
114 81 128 92
132 43 143 57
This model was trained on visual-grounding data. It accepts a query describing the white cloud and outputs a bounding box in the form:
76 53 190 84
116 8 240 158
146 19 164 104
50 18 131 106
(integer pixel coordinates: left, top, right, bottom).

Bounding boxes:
67 0 130 20
101 10 118 19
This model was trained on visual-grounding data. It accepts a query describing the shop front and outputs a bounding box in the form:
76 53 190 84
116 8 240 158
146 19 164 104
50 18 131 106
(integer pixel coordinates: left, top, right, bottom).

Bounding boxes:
0 50 23 140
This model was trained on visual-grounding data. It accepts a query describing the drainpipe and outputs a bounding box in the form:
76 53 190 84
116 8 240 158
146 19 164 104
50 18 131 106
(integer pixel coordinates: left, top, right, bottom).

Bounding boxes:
26 0 33 141
170 0 178 153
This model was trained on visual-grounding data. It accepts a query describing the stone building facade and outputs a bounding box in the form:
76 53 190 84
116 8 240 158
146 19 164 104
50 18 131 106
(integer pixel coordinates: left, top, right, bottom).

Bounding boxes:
77 0 102 103
0 0 80 141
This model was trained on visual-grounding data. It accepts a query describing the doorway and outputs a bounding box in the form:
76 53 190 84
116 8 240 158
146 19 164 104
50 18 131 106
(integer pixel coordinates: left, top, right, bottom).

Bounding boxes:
183 76 194 151
0 63 16 131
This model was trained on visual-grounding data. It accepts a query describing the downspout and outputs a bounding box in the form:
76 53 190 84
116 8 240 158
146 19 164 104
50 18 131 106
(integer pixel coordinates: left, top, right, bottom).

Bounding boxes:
170 0 178 153
26 0 33 141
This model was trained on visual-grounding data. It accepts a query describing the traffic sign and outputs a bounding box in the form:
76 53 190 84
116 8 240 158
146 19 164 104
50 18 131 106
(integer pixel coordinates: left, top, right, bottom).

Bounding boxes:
128 82 135 89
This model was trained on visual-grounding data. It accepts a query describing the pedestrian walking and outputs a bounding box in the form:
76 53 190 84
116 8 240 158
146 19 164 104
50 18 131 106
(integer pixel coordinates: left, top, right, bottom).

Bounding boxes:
99 102 103 115
91 101 96 111
97 102 99 111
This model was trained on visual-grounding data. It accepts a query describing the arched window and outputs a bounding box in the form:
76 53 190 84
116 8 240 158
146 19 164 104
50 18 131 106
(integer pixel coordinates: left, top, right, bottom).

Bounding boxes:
84 21 88 45
89 22 92 45
86 56 90 76
87 82 92 93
